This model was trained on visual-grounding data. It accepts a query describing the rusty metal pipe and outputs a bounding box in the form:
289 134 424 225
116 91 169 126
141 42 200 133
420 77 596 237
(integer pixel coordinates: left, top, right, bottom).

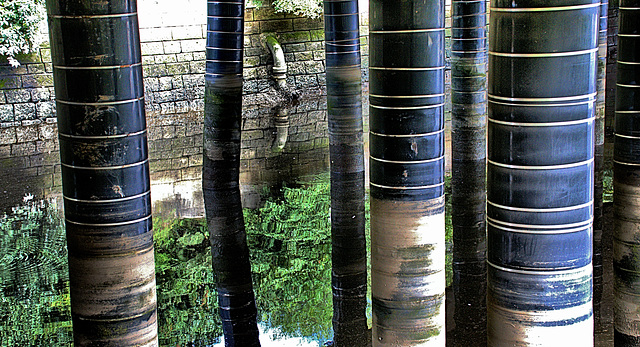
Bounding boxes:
266 36 287 89
272 107 289 153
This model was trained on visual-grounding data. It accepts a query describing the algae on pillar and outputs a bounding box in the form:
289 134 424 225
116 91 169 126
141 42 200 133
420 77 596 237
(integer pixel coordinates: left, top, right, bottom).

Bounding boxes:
203 0 261 345
613 1 640 344
323 0 368 345
46 0 158 344
369 0 446 344
487 0 597 344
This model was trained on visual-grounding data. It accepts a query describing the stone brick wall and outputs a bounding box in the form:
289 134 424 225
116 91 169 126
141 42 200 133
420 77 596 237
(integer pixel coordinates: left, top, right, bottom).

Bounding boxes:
0 49 60 209
0 0 367 214
140 2 355 213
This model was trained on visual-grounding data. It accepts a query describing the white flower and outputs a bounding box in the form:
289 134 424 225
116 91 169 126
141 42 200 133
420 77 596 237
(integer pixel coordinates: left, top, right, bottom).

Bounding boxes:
23 193 34 202
7 56 20 67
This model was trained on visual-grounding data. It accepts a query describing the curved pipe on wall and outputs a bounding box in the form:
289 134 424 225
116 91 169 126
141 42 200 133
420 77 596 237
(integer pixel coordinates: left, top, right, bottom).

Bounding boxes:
266 35 288 89
265 36 291 152
272 106 289 153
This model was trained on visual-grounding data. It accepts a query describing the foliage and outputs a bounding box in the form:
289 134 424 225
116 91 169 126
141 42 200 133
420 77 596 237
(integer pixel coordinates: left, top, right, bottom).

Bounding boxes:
0 174 454 345
444 175 453 286
154 172 453 344
0 0 45 65
249 0 322 19
153 218 223 346
603 168 613 203
245 174 333 341
0 199 72 346
272 0 323 19
154 174 336 345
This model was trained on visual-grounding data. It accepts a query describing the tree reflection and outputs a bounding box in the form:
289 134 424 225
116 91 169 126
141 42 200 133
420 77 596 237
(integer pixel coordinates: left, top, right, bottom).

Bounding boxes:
246 176 333 342
0 175 342 346
156 175 334 345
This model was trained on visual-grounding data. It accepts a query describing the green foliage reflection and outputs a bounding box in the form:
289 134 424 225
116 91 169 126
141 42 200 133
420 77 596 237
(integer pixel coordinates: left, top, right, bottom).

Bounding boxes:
155 174 335 345
603 168 613 203
0 199 72 346
154 218 222 346
0 173 452 345
245 174 333 342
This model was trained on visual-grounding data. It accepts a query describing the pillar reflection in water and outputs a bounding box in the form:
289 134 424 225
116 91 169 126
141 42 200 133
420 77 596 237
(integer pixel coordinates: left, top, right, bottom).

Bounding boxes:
203 0 261 345
450 0 487 343
593 0 608 326
613 0 640 344
323 0 369 344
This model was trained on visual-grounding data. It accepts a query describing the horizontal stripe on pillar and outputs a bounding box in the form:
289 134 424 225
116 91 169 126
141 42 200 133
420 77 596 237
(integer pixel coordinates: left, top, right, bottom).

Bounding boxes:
489 98 595 122
370 32 445 67
370 131 443 161
370 69 445 97
207 18 243 32
65 215 153 255
206 32 243 50
487 161 593 208
369 105 443 134
49 16 141 66
491 10 597 53
488 121 594 166
62 162 150 199
370 157 444 188
488 53 597 98
207 2 243 17
369 0 443 30
206 47 243 62
488 262 592 310
53 66 144 103
488 222 592 269
59 132 148 167
56 99 146 136
487 200 592 225
47 0 137 15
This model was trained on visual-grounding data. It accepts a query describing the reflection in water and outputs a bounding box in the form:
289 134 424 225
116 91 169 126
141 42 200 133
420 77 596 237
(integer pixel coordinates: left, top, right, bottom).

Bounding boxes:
246 177 334 343
0 199 71 346
0 176 338 346
155 175 336 345
212 325 323 346
450 160 487 346
0 176 616 345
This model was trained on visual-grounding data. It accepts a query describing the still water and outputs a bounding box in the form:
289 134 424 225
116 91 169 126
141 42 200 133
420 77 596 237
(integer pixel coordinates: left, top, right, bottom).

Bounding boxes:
0 172 615 346
0 174 356 346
